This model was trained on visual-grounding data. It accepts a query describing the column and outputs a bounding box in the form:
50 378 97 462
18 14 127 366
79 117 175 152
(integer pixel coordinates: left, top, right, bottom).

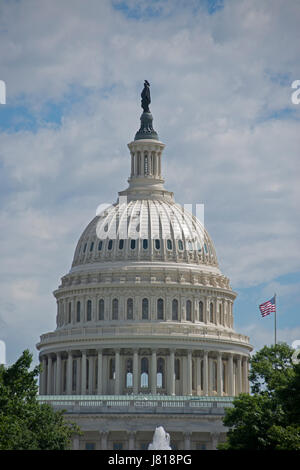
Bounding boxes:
66 351 73 395
88 356 94 394
187 350 192 396
100 431 108 450
184 432 191 450
97 349 103 395
203 351 209 396
151 349 157 395
196 356 201 395
243 357 248 393
76 358 81 395
40 356 47 395
128 431 136 451
217 352 223 396
56 352 62 395
228 354 234 396
47 355 52 395
114 350 120 395
237 356 242 395
81 350 87 395
133 350 139 394
168 349 175 395
73 435 80 450
210 432 220 450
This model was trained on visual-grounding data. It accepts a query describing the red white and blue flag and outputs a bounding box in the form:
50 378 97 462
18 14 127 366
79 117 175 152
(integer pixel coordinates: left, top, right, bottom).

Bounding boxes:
259 296 276 317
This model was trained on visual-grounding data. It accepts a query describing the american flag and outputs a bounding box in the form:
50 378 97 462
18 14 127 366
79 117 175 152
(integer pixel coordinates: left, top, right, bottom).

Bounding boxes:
259 296 276 317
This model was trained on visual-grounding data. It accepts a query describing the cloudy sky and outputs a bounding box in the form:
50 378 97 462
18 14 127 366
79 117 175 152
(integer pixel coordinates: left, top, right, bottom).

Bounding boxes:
0 0 300 366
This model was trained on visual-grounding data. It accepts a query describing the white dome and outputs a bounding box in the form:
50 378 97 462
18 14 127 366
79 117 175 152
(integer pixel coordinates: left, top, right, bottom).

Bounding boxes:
71 198 218 270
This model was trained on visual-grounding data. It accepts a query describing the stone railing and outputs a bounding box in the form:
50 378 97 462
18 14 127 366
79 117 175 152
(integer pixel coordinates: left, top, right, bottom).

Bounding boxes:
38 323 249 347
37 394 234 415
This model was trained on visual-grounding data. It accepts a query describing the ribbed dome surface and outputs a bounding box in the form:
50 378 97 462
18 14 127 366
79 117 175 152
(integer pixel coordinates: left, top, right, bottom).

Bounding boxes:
71 198 218 269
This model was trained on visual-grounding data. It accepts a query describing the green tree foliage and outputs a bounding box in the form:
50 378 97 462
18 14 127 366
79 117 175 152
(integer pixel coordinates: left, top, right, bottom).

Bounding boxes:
0 350 80 450
219 343 300 450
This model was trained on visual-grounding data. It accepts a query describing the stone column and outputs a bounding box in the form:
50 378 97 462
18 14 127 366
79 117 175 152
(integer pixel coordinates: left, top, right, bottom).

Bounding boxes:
76 358 81 395
184 432 191 450
73 435 80 450
217 352 223 396
81 350 87 395
168 349 175 395
133 350 139 394
100 431 108 450
243 357 248 393
40 356 47 395
151 349 157 395
187 350 192 396
210 432 220 450
66 351 73 395
196 356 201 395
97 349 103 395
237 356 242 395
128 431 136 450
47 355 52 395
228 354 234 396
88 356 94 394
203 351 209 396
56 352 62 395
114 349 120 395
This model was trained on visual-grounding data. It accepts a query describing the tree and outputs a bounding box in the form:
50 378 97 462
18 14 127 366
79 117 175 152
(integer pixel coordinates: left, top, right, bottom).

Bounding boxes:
218 343 300 450
0 350 80 450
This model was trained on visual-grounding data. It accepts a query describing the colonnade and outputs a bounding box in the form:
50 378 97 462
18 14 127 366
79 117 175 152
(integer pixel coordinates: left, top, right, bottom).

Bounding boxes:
40 348 249 397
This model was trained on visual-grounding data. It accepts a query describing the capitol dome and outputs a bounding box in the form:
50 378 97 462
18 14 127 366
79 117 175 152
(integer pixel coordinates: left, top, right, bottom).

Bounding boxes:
37 82 252 451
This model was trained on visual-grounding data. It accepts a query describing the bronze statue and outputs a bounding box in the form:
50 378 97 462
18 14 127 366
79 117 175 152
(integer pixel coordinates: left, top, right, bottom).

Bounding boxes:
141 80 151 112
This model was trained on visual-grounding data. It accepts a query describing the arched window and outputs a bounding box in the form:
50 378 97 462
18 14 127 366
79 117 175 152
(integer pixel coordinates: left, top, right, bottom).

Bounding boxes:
76 301 81 322
199 301 204 322
130 239 136 250
157 358 165 388
186 300 192 321
119 239 124 250
141 357 149 388
142 298 149 320
172 299 178 321
125 359 133 388
167 239 172 250
98 240 103 251
175 358 180 380
142 239 148 250
90 241 94 252
127 298 133 320
98 299 104 320
87 300 92 321
157 298 164 320
108 239 113 250
112 298 118 320
83 243 87 253
178 240 183 251
109 358 115 380
155 239 160 250
210 302 214 323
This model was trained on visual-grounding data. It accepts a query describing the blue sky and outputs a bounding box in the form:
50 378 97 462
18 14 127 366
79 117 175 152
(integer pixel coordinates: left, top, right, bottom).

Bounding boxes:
0 0 300 366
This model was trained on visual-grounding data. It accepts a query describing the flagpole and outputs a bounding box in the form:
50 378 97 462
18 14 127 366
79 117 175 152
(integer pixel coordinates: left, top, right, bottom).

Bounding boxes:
274 293 277 346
